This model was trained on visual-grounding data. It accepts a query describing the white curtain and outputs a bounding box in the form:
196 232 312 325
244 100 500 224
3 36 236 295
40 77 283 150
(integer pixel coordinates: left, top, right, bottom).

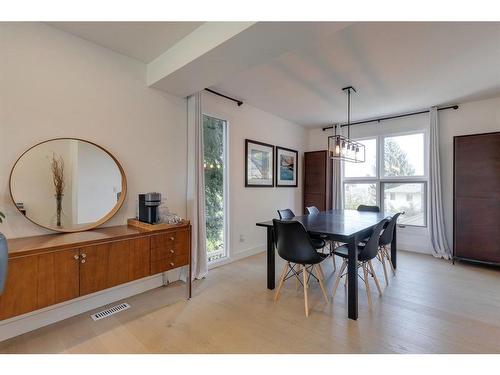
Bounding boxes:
429 107 452 259
186 92 208 279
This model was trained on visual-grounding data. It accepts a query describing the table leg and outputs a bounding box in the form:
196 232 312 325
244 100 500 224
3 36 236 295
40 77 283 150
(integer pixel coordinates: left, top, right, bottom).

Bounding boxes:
267 227 275 290
347 235 358 320
391 224 397 270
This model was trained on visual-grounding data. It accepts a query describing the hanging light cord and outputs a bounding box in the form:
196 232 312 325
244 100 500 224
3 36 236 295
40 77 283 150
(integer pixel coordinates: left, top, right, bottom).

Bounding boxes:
347 88 351 139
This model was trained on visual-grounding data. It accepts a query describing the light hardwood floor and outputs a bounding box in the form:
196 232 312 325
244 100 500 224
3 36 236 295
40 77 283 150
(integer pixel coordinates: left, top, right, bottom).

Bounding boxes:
1 250 500 353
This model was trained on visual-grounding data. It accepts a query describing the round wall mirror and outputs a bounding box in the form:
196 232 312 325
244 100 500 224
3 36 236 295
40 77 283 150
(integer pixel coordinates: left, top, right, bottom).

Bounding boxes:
10 138 127 233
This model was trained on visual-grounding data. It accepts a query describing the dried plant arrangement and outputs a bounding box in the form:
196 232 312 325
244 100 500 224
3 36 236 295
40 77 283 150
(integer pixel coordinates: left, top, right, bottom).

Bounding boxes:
51 153 65 196
51 153 65 226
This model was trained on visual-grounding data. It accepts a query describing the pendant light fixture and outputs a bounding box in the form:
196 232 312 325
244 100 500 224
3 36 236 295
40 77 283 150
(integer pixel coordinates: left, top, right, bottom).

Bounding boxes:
328 86 365 163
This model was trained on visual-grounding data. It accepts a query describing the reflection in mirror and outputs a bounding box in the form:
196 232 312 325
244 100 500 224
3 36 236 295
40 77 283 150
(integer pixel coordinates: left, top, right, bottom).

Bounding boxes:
10 139 126 232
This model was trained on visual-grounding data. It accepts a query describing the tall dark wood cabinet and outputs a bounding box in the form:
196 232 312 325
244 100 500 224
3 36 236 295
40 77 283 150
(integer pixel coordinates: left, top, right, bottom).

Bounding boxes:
303 150 333 214
454 132 500 265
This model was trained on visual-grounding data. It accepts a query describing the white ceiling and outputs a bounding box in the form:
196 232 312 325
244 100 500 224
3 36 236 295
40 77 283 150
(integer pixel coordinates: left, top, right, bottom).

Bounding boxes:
48 22 203 62
47 22 500 128
214 22 500 127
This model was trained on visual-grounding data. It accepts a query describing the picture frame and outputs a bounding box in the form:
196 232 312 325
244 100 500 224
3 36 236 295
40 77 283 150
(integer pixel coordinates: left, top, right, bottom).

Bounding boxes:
245 139 274 187
275 146 298 187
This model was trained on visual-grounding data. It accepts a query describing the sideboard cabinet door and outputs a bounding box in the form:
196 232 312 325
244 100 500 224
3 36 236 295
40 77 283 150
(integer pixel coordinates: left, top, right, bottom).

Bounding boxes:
79 237 150 296
0 248 80 320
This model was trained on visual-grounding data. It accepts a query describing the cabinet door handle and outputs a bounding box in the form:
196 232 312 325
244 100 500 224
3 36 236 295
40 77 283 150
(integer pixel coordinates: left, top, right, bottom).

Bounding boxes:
74 254 80 260
170 249 175 254
170 262 175 267
81 253 86 258
169 237 175 241
81 259 86 264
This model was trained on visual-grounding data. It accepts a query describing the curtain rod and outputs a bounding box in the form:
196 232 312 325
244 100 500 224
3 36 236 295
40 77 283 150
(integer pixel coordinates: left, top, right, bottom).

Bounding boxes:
321 105 459 131
204 88 243 107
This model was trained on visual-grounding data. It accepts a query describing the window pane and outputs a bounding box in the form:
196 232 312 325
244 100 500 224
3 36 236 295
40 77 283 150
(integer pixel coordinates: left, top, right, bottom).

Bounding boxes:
383 133 424 177
344 138 377 178
383 182 425 226
344 183 377 210
203 115 227 262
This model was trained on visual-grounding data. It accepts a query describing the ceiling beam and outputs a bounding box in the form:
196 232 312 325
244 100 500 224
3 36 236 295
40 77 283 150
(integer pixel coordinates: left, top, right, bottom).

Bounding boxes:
147 22 351 97
147 22 255 96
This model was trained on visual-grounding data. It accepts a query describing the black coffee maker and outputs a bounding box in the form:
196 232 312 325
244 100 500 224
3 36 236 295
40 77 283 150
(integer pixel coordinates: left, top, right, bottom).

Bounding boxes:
138 192 162 224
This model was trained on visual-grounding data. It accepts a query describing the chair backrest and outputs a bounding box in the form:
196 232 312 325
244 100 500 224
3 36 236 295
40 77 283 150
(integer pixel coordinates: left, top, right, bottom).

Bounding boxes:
357 205 380 212
379 212 403 246
359 219 388 261
272 219 323 265
277 209 295 220
306 206 320 215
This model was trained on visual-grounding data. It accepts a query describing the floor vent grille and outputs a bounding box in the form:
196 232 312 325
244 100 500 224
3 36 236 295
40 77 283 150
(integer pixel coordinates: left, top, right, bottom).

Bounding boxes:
90 303 130 321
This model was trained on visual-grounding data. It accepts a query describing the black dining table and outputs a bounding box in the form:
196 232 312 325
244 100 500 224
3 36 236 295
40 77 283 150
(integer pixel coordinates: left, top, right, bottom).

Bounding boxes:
256 209 396 320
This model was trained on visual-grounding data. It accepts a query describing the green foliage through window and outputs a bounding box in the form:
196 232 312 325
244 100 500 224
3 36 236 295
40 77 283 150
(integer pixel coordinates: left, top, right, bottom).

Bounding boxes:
203 115 226 261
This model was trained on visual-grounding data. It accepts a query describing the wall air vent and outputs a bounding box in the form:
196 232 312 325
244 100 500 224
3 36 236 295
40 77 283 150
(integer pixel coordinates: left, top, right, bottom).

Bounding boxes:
90 303 130 321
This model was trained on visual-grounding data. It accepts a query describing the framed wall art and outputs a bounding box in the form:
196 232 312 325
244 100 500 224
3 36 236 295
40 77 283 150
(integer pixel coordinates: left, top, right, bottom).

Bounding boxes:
245 139 274 187
275 146 298 187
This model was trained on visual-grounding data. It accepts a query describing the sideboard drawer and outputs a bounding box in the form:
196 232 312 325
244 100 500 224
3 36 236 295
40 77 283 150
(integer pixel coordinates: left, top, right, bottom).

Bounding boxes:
151 253 189 274
151 229 190 262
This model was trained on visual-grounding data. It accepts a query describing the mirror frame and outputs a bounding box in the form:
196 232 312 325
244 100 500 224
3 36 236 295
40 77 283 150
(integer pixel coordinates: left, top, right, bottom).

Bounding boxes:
9 138 127 233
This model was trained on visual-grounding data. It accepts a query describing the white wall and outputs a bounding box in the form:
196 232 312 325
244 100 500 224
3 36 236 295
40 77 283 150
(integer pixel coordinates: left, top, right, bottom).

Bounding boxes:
307 96 500 253
0 22 188 239
202 92 307 261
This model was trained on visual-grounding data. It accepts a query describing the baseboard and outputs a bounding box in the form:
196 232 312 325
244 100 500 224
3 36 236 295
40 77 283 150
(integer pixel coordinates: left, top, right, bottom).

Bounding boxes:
208 245 265 270
398 240 432 255
0 274 167 342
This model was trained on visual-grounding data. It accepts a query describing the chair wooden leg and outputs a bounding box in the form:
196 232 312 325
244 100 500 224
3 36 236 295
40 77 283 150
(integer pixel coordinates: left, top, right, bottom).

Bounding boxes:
302 265 309 317
315 264 330 304
368 260 382 296
379 249 389 285
274 262 289 302
332 259 347 298
362 263 372 309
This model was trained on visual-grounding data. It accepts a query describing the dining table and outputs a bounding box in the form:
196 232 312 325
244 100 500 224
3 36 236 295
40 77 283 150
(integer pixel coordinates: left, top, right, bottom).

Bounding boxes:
256 209 397 320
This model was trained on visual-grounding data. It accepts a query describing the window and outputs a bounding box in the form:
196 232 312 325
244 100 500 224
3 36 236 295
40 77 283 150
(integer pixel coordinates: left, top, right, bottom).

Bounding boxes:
344 138 377 178
383 133 424 177
343 132 427 227
344 183 377 210
203 115 228 263
383 182 426 226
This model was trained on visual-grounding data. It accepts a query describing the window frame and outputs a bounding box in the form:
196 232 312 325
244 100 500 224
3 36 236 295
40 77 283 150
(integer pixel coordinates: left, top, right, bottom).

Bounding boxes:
202 113 230 265
380 130 429 180
342 130 428 228
380 180 428 227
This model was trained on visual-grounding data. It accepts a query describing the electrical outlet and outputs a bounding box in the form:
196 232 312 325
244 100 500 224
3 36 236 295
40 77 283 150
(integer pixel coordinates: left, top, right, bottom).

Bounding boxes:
239 234 245 243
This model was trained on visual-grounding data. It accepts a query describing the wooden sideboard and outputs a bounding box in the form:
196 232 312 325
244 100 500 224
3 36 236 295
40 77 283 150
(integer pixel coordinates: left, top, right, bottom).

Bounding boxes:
0 224 191 321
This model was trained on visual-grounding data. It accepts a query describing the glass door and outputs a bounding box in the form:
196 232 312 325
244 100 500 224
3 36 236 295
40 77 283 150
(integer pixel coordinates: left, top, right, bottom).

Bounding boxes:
203 114 228 263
